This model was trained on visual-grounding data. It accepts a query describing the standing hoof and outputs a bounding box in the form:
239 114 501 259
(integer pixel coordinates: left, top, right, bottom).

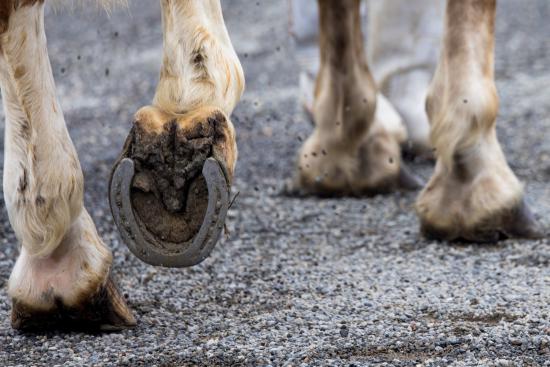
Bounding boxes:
110 106 235 268
416 153 543 243
292 128 423 197
8 210 136 331
420 198 543 243
11 276 136 332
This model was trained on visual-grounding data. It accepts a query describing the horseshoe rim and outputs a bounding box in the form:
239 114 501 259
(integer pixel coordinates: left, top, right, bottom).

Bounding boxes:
109 157 230 268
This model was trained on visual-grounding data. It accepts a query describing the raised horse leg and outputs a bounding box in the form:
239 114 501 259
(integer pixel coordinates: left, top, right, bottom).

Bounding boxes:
109 0 244 266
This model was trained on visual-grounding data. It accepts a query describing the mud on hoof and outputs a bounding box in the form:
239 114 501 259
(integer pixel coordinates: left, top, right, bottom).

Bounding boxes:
12 276 135 332
110 106 234 267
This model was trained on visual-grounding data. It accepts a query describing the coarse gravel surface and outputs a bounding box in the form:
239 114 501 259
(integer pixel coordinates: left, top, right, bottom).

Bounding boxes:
0 1 549 366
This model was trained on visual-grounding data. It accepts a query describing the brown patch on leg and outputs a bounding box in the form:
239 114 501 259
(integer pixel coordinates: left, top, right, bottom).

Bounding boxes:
17 166 28 193
0 1 13 35
191 46 210 83
11 276 136 332
0 1 46 35
287 1 421 197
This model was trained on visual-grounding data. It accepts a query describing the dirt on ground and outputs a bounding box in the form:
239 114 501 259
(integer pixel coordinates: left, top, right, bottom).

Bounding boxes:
0 1 549 366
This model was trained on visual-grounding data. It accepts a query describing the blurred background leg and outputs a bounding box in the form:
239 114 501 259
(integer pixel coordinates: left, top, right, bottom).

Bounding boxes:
367 0 444 156
290 0 444 157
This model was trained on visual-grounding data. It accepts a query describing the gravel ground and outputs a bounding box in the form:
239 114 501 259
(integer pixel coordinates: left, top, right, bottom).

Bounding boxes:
1 1 550 366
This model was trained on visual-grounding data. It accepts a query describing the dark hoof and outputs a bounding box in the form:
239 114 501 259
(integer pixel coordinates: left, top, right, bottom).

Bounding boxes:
500 199 543 239
12 277 136 332
280 176 309 198
398 163 424 191
401 142 435 162
110 157 230 268
421 198 543 243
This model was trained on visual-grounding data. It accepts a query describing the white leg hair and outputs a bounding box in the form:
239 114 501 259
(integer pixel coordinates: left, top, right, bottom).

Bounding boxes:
9 211 111 310
1 2 111 309
153 0 244 117
1 4 83 258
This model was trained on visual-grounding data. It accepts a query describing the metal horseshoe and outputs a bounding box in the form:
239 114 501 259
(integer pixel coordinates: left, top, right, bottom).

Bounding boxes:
109 157 230 268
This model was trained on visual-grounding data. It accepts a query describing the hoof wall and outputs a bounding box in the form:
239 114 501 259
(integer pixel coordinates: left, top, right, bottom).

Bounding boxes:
420 199 543 243
11 277 136 332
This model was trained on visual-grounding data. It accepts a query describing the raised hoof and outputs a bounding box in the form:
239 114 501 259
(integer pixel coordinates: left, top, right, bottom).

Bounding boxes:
11 277 136 332
110 157 230 268
420 199 543 243
109 107 234 268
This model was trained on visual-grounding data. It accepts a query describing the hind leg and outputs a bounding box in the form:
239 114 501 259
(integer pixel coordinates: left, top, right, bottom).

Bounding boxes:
416 0 541 241
1 2 134 330
290 0 421 196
